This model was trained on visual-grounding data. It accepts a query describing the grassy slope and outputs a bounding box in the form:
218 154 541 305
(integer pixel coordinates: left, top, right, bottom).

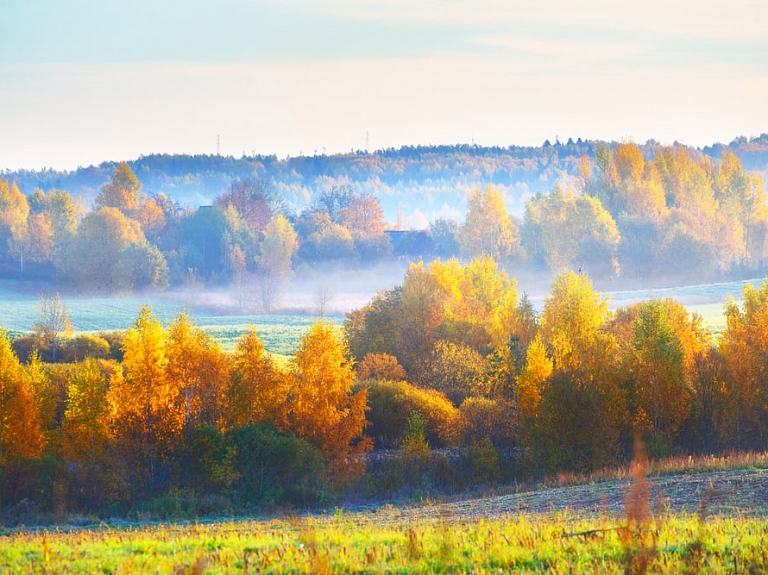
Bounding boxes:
2 462 768 573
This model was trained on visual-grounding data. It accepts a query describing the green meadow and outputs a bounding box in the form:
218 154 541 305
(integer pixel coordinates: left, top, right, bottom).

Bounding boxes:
0 284 339 356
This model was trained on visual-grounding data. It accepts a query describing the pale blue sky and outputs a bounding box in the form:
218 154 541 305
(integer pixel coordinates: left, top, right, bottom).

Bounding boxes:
1 0 766 170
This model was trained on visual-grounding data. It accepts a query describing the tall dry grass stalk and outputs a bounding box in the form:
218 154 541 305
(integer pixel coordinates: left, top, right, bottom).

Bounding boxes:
620 436 658 575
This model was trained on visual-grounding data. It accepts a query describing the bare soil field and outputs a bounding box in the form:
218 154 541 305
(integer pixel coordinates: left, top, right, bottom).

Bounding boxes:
363 468 768 526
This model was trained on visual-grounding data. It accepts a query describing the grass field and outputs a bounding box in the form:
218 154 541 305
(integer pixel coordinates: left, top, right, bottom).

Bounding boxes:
0 285 338 355
3 462 768 573
0 276 760 355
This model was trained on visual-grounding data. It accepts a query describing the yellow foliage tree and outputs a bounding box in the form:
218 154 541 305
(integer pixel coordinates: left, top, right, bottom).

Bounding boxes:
227 327 287 427
515 336 552 428
457 185 519 262
93 162 142 217
540 271 611 373
107 306 175 493
165 312 230 441
281 321 372 482
720 280 768 450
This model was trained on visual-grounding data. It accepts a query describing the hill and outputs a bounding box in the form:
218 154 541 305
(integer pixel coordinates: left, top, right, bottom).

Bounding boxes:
4 135 768 223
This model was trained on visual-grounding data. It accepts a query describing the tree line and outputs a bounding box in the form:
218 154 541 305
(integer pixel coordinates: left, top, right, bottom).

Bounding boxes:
3 259 768 518
1 141 767 307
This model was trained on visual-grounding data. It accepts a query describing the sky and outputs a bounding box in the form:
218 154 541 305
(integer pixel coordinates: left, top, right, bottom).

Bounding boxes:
1 0 767 171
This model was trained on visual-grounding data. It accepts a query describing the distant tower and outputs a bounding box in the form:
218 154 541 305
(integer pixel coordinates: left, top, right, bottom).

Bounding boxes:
217 135 220 156
366 131 370 153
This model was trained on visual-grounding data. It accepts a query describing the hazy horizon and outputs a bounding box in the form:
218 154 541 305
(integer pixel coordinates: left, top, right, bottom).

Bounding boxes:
2 0 766 171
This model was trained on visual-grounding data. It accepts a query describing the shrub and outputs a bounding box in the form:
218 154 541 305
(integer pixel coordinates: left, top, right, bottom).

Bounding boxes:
357 352 406 381
227 423 331 508
60 334 111 362
364 380 462 449
459 397 516 446
419 341 491 405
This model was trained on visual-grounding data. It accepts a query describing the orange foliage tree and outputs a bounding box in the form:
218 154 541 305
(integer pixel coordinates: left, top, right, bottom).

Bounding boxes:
0 330 44 467
280 322 372 483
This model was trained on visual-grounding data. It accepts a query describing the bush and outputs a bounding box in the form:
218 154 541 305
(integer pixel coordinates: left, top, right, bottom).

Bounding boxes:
227 423 331 508
10 336 38 364
357 353 406 381
60 334 111 362
419 341 490 405
459 397 516 447
364 380 462 449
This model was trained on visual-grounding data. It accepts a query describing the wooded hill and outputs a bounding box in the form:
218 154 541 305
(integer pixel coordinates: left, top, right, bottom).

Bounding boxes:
1 136 768 304
5 135 768 221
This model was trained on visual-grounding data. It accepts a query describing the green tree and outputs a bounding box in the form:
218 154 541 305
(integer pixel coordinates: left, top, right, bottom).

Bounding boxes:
629 299 689 442
174 206 232 282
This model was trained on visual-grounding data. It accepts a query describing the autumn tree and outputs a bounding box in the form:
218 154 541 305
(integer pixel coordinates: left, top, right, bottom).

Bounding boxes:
457 185 519 262
255 214 297 312
420 340 491 405
227 328 287 427
165 312 230 443
535 271 626 462
63 358 123 508
357 352 406 382
523 186 620 277
714 150 768 266
280 321 372 482
136 196 167 242
32 292 73 362
719 280 768 450
56 206 167 292
340 194 385 237
365 379 461 449
215 178 280 231
395 261 444 378
113 241 170 291
0 329 44 468
515 336 552 433
0 178 30 270
532 370 621 474
338 194 392 263
539 271 611 373
297 212 356 264
94 162 142 217
107 307 174 496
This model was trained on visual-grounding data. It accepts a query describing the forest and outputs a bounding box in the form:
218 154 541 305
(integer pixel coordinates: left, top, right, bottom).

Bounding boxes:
1 138 768 307
2 257 768 520
2 136 768 521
